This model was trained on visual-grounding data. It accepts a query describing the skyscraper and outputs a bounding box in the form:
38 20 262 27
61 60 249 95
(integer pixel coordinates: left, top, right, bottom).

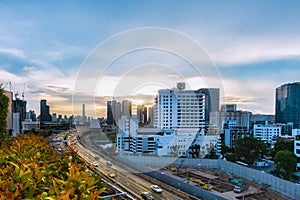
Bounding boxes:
107 101 114 124
198 88 220 125
137 105 147 125
82 104 86 125
112 100 121 122
4 90 13 133
122 100 132 119
40 100 51 122
275 82 300 129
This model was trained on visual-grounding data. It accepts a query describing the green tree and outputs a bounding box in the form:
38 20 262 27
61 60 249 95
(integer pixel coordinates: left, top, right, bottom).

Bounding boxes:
273 140 294 157
233 136 267 165
221 143 233 156
0 85 9 143
273 150 297 180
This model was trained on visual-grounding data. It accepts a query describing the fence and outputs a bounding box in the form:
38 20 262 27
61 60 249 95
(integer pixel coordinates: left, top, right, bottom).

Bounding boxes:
116 155 227 200
118 155 300 199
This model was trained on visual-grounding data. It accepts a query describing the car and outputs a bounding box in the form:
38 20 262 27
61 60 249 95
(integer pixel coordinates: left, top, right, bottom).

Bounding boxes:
141 192 154 200
92 161 98 167
107 171 116 178
106 161 112 167
95 155 100 160
151 185 162 193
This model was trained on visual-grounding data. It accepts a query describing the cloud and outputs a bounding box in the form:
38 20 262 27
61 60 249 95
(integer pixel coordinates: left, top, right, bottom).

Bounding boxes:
0 48 26 58
23 66 36 71
207 36 300 66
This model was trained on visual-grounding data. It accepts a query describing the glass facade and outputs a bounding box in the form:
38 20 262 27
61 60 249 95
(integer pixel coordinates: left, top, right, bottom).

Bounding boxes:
275 82 300 129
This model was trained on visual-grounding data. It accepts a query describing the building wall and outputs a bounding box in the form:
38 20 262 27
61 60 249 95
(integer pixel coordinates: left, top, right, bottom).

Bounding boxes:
294 135 300 169
210 109 251 129
12 112 20 136
276 82 300 129
253 124 281 144
153 88 205 129
40 100 51 122
198 88 220 124
122 100 132 119
4 91 13 133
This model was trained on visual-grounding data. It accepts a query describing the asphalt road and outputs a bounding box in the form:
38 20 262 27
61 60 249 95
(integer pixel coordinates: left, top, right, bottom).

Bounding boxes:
69 130 184 200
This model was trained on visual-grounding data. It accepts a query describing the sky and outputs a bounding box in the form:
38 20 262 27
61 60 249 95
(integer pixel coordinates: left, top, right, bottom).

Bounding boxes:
1 0 300 117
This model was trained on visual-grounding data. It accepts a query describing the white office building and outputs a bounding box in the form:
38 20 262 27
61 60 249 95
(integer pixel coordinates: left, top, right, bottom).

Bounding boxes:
253 124 281 144
153 86 205 129
294 135 300 169
292 129 300 136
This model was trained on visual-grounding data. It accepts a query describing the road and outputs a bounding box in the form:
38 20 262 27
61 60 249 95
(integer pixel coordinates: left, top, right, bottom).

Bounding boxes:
68 130 185 200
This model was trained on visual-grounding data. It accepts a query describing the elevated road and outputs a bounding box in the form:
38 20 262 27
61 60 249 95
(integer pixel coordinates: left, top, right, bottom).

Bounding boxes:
72 129 199 200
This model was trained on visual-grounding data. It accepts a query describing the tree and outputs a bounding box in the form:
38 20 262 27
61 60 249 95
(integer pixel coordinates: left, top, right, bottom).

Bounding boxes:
0 85 9 143
221 143 233 156
273 140 294 157
273 150 297 180
233 136 267 165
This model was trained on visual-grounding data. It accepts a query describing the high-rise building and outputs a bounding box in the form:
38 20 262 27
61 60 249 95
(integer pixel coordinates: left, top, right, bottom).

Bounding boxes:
112 100 121 122
107 101 114 124
12 99 26 122
275 82 300 129
137 105 147 125
4 90 13 133
148 106 154 126
107 100 122 125
52 113 57 122
221 104 237 112
198 88 220 124
40 100 51 122
253 124 281 144
12 99 26 133
82 104 86 125
153 85 205 129
210 104 252 129
122 100 132 119
26 110 37 121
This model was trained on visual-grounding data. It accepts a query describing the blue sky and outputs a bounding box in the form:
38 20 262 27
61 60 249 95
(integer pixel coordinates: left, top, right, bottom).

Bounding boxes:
1 1 300 116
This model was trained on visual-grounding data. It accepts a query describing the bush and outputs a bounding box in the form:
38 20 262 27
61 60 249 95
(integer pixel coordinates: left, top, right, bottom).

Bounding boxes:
0 134 106 199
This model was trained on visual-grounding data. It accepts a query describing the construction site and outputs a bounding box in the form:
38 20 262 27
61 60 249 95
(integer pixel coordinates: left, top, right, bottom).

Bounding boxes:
161 165 292 200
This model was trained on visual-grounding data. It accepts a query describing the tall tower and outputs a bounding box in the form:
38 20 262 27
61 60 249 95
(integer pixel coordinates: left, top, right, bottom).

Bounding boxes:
198 88 220 125
82 104 86 126
275 82 300 129
122 100 132 119
107 101 114 124
40 100 51 122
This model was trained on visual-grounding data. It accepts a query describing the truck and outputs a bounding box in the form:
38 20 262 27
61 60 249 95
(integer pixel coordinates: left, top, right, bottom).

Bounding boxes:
233 183 249 193
254 161 269 167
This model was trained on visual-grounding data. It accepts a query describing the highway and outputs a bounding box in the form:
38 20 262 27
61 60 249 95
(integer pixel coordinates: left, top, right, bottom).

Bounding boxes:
68 129 189 200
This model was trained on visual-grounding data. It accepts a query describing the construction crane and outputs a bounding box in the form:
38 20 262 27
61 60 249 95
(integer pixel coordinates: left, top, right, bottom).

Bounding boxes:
22 83 25 101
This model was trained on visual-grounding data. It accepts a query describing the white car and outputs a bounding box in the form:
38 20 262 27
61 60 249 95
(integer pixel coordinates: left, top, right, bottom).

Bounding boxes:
92 161 99 167
151 185 162 193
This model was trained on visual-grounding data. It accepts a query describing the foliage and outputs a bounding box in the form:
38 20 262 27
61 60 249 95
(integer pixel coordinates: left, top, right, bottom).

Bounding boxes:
221 143 233 156
273 140 294 157
0 134 106 199
231 137 267 165
0 85 9 143
273 150 297 180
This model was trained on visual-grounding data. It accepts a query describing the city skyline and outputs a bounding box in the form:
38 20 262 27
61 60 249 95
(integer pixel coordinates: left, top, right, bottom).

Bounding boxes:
1 1 300 116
